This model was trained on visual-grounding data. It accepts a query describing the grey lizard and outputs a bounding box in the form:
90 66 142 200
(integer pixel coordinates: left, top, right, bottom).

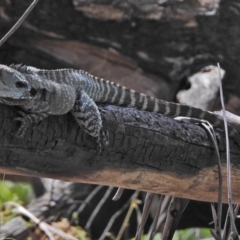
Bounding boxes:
0 63 239 147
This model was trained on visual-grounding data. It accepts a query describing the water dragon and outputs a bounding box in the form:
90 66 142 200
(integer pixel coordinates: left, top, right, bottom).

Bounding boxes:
0 64 239 147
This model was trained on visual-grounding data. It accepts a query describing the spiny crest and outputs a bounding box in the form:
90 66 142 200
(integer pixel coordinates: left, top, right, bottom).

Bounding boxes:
10 64 43 74
10 63 29 72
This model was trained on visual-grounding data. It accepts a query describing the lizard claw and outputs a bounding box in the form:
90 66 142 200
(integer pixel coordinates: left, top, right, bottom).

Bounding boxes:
14 125 28 139
15 110 26 117
96 129 109 154
97 137 103 154
13 111 30 138
101 129 109 146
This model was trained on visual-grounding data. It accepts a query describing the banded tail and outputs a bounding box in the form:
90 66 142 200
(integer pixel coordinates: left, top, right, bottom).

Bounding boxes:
82 71 240 146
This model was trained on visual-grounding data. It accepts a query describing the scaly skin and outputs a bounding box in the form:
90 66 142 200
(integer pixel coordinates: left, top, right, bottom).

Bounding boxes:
0 64 239 146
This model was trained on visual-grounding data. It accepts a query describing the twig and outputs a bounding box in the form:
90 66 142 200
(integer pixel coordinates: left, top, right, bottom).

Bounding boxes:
162 197 177 240
201 121 222 239
234 205 240 219
214 110 240 130
222 207 230 240
147 195 164 240
135 192 154 240
112 188 124 201
76 185 104 215
115 191 141 240
99 191 138 240
210 203 218 233
217 63 239 239
222 205 240 240
0 0 39 47
161 197 189 240
85 186 114 230
154 196 172 234
4 201 77 240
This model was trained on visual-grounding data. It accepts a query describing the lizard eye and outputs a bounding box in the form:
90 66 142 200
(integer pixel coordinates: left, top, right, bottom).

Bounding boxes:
15 81 27 88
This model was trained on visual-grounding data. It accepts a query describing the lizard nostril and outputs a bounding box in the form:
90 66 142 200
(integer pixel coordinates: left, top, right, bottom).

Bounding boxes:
15 81 27 88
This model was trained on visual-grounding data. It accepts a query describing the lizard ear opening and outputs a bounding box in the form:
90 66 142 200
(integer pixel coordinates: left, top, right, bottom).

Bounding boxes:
30 87 37 96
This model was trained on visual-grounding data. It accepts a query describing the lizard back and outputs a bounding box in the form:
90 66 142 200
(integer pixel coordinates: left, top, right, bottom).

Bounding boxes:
80 70 240 145
1 64 239 146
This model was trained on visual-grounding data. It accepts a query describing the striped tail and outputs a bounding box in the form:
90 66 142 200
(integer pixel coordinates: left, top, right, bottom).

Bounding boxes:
82 71 240 146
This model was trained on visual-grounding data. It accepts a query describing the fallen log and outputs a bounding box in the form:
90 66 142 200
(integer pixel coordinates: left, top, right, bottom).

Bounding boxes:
0 103 240 204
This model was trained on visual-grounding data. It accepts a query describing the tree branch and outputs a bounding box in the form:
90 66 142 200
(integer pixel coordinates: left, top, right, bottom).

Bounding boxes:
0 103 240 203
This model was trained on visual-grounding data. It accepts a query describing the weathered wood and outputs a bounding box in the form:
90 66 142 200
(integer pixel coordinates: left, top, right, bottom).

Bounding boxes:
0 103 240 204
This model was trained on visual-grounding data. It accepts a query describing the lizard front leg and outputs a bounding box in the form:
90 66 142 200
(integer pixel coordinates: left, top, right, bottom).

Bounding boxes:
14 111 48 138
71 90 108 150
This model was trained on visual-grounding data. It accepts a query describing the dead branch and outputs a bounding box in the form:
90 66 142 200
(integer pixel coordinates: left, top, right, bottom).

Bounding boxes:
0 103 240 204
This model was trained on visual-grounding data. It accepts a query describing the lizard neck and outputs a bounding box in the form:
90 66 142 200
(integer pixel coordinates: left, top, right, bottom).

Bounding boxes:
37 69 85 89
22 70 78 115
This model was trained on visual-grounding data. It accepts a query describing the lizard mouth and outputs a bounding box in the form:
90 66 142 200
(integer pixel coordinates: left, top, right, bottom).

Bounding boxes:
0 89 31 100
0 96 31 105
3 97 30 102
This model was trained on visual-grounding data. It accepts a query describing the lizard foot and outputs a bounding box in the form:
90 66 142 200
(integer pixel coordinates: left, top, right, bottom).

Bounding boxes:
13 111 31 138
13 111 48 138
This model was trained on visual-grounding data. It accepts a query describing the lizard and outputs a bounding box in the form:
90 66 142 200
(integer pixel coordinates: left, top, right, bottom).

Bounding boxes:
0 63 239 147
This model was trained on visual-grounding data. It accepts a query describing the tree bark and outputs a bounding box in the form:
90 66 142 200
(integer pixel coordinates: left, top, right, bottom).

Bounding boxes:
1 103 240 204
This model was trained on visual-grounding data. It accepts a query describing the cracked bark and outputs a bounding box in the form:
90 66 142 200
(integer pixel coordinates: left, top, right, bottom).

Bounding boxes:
0 103 240 204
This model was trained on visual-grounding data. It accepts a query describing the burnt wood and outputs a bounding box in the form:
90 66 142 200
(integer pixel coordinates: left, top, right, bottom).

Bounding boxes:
0 103 240 204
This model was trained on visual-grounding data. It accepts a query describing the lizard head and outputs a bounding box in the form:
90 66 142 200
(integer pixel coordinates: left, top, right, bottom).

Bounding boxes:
0 64 32 105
